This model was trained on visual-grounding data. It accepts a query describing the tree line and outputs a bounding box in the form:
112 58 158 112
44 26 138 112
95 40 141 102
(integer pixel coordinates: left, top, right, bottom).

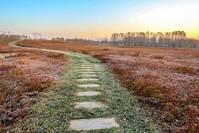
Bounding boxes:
0 32 28 43
101 31 199 48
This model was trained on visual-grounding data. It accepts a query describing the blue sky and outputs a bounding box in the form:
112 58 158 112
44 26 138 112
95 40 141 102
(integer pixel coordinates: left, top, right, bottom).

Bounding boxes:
0 0 199 38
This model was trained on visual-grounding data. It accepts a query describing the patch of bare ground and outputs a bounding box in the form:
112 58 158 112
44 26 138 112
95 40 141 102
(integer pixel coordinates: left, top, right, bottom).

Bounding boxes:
18 40 199 132
0 43 68 131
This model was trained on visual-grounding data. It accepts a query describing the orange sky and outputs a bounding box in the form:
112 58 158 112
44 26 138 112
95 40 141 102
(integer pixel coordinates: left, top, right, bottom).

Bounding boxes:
0 0 199 39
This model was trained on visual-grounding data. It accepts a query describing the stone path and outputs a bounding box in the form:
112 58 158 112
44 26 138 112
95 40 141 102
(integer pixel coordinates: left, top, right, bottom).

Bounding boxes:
76 91 101 96
10 41 158 132
80 74 98 78
77 78 99 82
69 118 119 131
69 63 120 131
74 101 107 109
77 84 100 88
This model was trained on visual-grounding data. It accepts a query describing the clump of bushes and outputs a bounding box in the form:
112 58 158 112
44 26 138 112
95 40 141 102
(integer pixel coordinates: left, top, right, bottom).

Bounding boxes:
47 53 65 59
131 51 140 57
152 55 164 59
174 66 196 75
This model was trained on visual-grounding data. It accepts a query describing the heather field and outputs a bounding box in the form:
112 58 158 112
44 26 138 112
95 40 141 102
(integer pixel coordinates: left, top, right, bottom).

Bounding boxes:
1 0 199 132
0 42 68 130
18 40 199 132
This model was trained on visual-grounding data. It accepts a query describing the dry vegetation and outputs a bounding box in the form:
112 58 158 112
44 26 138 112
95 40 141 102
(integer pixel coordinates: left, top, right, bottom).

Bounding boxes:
18 40 199 132
0 42 68 130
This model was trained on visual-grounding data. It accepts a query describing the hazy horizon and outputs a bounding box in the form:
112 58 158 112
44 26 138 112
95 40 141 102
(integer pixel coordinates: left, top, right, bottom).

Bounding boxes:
1 0 199 39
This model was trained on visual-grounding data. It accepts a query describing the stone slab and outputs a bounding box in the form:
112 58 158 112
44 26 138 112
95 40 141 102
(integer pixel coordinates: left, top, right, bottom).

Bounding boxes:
80 67 94 69
80 66 93 68
74 101 107 109
80 66 93 67
80 64 93 67
80 69 95 71
76 91 101 96
77 84 100 88
81 67 93 68
79 68 95 71
80 69 95 72
80 74 98 78
79 70 96 74
77 78 99 82
69 118 119 131
79 72 97 74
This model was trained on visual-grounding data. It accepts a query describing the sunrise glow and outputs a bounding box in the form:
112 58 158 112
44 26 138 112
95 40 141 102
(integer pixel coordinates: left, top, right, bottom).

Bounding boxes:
0 0 199 39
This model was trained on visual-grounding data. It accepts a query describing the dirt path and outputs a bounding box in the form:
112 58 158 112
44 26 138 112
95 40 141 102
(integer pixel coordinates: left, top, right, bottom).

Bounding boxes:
9 41 159 132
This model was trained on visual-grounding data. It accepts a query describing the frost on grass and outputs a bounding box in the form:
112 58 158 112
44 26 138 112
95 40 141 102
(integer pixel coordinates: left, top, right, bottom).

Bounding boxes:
0 44 68 130
18 40 199 132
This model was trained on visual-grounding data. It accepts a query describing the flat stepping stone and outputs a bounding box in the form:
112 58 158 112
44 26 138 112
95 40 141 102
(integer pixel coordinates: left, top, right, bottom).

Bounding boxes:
79 72 97 74
74 101 107 109
80 69 95 71
80 67 93 69
69 118 119 131
80 74 98 78
77 78 99 82
80 67 93 68
79 69 96 73
76 91 101 96
80 69 95 72
80 67 94 69
77 84 100 88
80 64 93 67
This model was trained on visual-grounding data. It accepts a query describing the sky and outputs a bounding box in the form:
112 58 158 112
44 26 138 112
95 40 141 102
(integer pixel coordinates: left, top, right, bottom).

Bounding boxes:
0 0 199 39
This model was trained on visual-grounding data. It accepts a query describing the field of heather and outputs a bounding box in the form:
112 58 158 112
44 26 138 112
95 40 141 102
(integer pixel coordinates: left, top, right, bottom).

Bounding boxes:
0 43 68 130
18 40 199 132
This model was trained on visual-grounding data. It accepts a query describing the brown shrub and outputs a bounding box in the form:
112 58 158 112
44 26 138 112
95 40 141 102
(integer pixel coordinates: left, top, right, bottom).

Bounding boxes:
0 45 12 53
131 51 141 57
174 66 196 75
161 102 180 122
134 80 164 99
46 53 65 59
152 55 164 59
181 105 199 133
22 76 54 92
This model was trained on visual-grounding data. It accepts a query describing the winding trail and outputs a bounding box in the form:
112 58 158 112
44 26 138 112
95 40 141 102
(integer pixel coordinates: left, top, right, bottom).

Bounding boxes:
9 41 158 132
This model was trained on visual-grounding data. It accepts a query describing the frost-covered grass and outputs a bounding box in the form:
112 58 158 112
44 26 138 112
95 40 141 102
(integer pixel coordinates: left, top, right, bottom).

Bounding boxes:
18 40 199 132
12 53 158 132
0 43 68 131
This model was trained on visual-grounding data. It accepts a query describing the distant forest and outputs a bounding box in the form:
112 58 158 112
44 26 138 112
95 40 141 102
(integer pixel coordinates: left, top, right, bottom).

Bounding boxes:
1 31 199 48
101 31 199 48
0 33 28 44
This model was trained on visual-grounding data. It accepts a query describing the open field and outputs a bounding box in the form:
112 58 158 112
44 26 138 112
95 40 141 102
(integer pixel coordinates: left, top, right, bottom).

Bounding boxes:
0 41 68 130
12 50 157 132
18 40 199 132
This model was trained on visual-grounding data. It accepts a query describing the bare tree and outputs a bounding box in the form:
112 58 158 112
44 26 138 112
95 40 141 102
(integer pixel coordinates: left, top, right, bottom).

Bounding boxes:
110 31 198 48
111 33 120 45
